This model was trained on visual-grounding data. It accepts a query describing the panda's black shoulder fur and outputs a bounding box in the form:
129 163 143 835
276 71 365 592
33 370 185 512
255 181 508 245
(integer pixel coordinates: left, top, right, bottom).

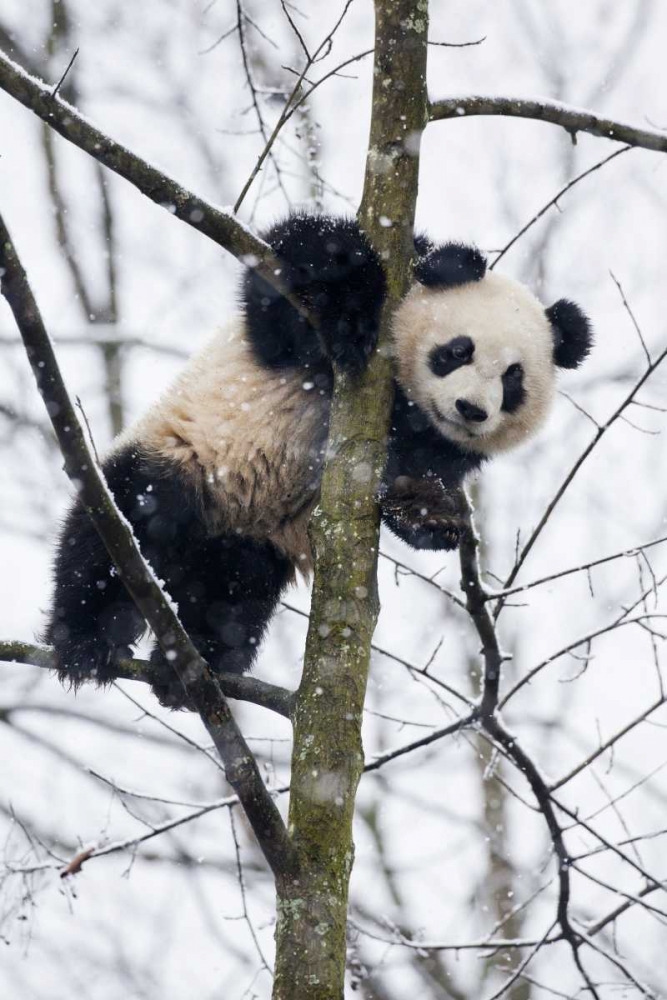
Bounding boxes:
243 212 486 374
244 212 386 373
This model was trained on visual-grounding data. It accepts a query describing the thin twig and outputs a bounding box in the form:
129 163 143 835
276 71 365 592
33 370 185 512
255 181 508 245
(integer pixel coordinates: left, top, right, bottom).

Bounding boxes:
51 46 79 98
364 713 476 772
458 494 504 716
500 568 667 707
550 695 666 791
234 35 373 211
233 0 290 209
610 269 652 365
380 551 467 609
428 36 486 48
485 535 667 602
498 341 667 605
491 146 630 270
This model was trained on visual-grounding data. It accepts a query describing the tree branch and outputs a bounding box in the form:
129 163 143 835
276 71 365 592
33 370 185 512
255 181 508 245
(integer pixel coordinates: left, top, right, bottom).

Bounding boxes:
455 499 603 998
458 494 504 717
0 213 294 880
0 640 294 719
498 340 667 603
0 48 313 324
429 94 667 154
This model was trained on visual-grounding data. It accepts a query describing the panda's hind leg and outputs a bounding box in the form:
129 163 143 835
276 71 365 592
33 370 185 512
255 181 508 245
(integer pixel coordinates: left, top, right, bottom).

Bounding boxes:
148 533 292 708
45 449 157 687
44 493 145 685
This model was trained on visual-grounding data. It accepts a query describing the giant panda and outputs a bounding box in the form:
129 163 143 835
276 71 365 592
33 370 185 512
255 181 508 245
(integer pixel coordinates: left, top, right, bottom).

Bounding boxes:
44 213 592 700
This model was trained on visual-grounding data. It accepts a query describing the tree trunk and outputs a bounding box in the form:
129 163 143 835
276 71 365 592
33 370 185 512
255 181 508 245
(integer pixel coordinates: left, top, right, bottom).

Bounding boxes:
272 2 429 997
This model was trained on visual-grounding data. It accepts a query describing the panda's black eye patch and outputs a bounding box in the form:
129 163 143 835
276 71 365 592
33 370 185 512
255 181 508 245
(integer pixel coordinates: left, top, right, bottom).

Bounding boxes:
428 336 474 377
501 362 526 413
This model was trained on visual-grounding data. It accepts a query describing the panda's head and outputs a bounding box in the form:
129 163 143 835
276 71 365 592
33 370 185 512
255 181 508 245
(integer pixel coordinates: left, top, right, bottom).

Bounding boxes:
392 244 592 455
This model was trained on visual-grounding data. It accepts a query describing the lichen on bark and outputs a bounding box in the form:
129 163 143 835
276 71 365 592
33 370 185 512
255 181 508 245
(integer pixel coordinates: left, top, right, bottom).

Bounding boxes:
272 3 429 998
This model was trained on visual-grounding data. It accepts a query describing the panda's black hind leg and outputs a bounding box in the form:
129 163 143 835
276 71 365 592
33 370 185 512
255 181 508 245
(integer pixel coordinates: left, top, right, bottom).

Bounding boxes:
147 532 292 709
47 444 292 707
45 443 207 689
44 490 147 686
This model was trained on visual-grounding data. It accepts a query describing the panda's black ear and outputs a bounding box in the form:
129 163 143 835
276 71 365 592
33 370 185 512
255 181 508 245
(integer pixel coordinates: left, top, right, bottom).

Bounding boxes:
414 242 487 289
546 299 593 369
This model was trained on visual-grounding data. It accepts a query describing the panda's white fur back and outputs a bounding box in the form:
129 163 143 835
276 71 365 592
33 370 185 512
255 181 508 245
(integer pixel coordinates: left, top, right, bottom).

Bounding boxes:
120 318 330 574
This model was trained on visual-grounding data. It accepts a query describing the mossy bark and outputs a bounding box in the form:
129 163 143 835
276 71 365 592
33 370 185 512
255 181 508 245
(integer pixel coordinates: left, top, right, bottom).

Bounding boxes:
272 3 429 998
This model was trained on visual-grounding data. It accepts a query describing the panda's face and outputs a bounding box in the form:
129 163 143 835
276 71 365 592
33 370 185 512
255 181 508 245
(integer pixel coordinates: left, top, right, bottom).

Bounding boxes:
392 273 558 455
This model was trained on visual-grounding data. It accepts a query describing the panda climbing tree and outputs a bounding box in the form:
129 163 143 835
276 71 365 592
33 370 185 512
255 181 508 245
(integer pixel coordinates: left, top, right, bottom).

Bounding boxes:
44 212 591 705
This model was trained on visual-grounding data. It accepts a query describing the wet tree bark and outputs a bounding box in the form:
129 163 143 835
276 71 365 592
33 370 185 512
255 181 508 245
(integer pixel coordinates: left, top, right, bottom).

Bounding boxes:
272 2 429 997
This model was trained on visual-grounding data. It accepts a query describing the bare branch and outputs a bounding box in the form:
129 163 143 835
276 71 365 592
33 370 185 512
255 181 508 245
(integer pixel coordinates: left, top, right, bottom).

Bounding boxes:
0 640 294 719
0 213 294 880
428 36 486 48
50 45 78 98
234 43 373 212
0 49 313 324
498 339 667 600
458 494 504 716
363 713 476 773
379 550 467 609
6 791 246 876
610 269 652 365
550 695 666 791
485 534 667 603
429 94 667 154
233 0 291 210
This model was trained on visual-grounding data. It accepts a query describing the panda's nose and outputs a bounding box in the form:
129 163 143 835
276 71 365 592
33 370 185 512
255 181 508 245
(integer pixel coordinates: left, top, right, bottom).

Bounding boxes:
456 399 488 424
456 399 488 423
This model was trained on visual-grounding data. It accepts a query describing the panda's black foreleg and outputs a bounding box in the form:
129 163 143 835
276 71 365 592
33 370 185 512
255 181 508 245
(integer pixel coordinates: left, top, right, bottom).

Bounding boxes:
379 389 483 552
380 476 466 551
147 533 292 709
244 214 386 375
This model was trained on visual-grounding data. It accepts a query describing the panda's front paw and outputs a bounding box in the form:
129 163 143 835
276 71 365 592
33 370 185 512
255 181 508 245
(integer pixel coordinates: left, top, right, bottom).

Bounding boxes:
419 517 461 551
319 315 379 374
379 478 464 552
385 509 461 552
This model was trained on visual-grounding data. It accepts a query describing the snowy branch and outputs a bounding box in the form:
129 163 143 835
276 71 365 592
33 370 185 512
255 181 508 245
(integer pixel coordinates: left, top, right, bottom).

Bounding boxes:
429 94 667 154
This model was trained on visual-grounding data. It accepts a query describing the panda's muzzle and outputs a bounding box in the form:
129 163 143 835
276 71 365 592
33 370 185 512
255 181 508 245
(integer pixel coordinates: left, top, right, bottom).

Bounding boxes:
431 402 486 439
455 398 488 423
